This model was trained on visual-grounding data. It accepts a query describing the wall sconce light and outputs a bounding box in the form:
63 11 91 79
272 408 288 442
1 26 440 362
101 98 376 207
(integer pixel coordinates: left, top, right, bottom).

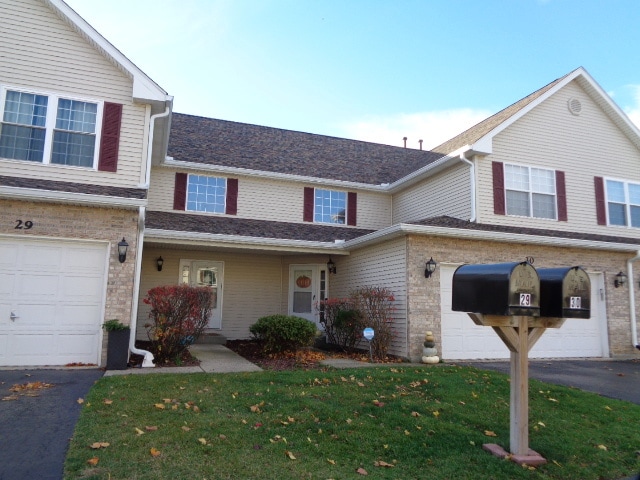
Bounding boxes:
614 271 627 288
425 257 437 278
117 237 128 263
327 258 337 275
156 256 164 272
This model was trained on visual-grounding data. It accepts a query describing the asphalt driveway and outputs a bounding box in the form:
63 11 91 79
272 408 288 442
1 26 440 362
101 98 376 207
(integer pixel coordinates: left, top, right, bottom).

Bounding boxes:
462 359 640 405
0 368 103 480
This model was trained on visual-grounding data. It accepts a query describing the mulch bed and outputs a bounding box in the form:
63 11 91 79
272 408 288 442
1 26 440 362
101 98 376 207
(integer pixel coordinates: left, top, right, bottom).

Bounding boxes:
128 339 403 371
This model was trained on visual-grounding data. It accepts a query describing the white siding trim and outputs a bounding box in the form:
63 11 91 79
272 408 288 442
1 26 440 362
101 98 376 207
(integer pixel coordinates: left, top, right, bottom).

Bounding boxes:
0 185 146 208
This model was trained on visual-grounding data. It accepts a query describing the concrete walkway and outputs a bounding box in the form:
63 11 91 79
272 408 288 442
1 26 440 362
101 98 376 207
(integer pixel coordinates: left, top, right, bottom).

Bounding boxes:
104 344 262 376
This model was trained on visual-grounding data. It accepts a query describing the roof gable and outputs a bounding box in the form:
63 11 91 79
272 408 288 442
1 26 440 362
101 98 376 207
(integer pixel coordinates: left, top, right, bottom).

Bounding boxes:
433 67 640 156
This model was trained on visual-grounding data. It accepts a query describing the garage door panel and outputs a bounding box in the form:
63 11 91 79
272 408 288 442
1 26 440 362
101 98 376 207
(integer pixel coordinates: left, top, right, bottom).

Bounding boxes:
0 237 108 366
16 273 61 297
15 303 57 327
22 245 63 270
62 275 104 298
0 245 18 268
59 305 103 327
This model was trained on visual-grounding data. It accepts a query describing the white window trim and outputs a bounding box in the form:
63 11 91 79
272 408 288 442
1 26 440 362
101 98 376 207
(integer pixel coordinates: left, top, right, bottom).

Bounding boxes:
504 162 557 220
0 85 104 170
604 177 640 228
185 173 227 214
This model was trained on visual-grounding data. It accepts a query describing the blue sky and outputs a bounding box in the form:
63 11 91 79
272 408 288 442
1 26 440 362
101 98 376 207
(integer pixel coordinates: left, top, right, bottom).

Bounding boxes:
66 0 640 149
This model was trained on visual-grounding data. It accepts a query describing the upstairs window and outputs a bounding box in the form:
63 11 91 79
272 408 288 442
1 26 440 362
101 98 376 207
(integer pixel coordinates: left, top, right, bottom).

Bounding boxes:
606 179 640 227
187 174 227 213
504 163 557 219
315 189 346 224
0 88 118 170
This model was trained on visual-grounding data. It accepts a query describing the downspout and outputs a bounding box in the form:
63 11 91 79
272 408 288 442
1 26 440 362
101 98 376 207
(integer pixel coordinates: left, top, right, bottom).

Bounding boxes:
129 206 154 367
627 250 640 349
142 106 171 188
459 152 476 222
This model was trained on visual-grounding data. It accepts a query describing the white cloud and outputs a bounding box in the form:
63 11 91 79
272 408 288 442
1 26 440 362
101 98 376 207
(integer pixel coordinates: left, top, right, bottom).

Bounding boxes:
339 109 492 150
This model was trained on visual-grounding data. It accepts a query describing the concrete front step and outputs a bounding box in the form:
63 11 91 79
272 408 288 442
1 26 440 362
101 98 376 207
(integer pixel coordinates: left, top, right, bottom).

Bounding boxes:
195 332 227 345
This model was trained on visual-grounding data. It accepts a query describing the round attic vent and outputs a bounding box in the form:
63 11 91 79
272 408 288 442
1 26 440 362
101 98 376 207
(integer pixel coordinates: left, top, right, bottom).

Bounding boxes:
567 97 582 116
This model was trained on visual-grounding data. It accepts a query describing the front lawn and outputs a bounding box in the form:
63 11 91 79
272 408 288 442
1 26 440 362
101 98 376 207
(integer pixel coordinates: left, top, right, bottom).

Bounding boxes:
65 365 640 479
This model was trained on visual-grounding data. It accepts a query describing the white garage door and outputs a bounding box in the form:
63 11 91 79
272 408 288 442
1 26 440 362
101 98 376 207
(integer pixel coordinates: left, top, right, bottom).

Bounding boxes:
440 265 608 360
0 237 108 366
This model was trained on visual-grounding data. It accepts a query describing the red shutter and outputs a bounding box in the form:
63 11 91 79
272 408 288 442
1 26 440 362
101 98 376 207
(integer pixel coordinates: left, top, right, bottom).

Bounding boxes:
225 178 238 215
347 192 357 226
173 173 187 210
492 161 505 215
303 187 314 222
98 102 122 172
594 176 606 225
556 170 567 221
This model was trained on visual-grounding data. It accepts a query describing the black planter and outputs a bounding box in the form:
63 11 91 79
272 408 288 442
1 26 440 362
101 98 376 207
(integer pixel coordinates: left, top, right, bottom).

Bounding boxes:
106 329 130 370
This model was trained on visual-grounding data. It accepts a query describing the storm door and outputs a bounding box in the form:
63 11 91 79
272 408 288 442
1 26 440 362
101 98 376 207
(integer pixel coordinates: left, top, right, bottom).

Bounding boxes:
179 260 223 329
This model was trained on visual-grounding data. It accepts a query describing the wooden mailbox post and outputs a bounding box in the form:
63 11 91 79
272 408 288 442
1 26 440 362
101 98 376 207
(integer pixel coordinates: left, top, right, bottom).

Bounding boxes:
452 263 590 465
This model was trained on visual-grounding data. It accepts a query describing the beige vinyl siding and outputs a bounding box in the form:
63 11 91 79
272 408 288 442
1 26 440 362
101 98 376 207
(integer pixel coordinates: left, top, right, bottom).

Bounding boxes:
0 0 148 188
393 163 472 223
137 248 284 341
149 168 392 230
476 80 640 238
327 238 408 358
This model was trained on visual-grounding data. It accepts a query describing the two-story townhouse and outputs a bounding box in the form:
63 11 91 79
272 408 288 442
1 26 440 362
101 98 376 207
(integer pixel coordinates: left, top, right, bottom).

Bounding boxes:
138 68 640 363
0 0 172 367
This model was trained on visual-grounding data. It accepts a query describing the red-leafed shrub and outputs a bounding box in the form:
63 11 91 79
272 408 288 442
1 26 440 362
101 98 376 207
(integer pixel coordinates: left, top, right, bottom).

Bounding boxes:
318 286 396 360
143 284 214 363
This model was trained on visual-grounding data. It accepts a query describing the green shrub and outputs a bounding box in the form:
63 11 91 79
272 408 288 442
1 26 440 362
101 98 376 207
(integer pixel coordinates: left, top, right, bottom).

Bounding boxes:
317 298 365 352
249 315 317 353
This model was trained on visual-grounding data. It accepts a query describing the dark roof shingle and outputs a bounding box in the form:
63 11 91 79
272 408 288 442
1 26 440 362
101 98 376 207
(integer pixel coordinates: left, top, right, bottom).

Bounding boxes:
168 114 444 185
0 175 147 199
146 210 374 243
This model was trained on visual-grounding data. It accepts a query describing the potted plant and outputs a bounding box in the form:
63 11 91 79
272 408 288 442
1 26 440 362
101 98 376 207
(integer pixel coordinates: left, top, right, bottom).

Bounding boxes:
103 319 130 370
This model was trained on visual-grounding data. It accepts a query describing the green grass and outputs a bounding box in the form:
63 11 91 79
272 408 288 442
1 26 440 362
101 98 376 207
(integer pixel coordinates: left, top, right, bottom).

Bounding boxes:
64 365 640 480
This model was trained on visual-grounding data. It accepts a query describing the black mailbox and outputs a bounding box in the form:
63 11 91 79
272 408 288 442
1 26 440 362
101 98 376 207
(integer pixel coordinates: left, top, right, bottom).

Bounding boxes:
538 266 591 318
452 262 540 316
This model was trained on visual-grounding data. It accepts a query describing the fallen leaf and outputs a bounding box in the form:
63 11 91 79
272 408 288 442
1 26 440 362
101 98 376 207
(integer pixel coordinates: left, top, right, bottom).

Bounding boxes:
357 382 365 387
103 399 113 405
356 467 368 475
285 450 296 460
163 398 172 403
181 426 191 432
150 448 161 457
77 398 84 404
537 421 546 427
145 426 158 431
411 411 421 417
327 459 336 465
135 427 145 436
484 430 498 437
404 430 411 436
87 457 99 466
193 406 200 413
154 403 165 410
198 438 207 445
604 406 612 411
89 442 110 449
374 460 395 468
597 444 608 451
432 411 440 418
219 434 227 440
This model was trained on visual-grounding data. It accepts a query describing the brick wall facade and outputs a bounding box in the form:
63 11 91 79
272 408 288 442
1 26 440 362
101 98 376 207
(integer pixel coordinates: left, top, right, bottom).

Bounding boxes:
406 235 639 361
0 199 140 366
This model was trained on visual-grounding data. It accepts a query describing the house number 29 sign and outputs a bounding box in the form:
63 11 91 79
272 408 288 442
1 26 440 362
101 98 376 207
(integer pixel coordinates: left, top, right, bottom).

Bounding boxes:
15 220 34 230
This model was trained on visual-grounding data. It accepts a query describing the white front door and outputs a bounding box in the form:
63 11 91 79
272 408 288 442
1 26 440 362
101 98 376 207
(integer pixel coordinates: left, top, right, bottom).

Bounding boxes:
0 237 107 367
289 265 326 328
180 260 223 329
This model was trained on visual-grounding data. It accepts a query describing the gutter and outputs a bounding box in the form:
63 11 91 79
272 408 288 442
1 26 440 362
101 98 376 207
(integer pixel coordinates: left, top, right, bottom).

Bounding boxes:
344 223 640 253
627 250 640 349
0 186 146 209
129 206 155 367
458 152 476 222
142 106 171 188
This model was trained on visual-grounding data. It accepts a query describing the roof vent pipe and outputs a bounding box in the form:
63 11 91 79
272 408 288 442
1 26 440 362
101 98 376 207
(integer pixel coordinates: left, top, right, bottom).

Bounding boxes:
403 137 407 148
419 139 423 150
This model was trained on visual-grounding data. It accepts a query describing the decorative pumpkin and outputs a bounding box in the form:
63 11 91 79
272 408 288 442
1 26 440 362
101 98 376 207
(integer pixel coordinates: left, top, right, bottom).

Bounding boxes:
296 275 312 288
422 355 440 364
